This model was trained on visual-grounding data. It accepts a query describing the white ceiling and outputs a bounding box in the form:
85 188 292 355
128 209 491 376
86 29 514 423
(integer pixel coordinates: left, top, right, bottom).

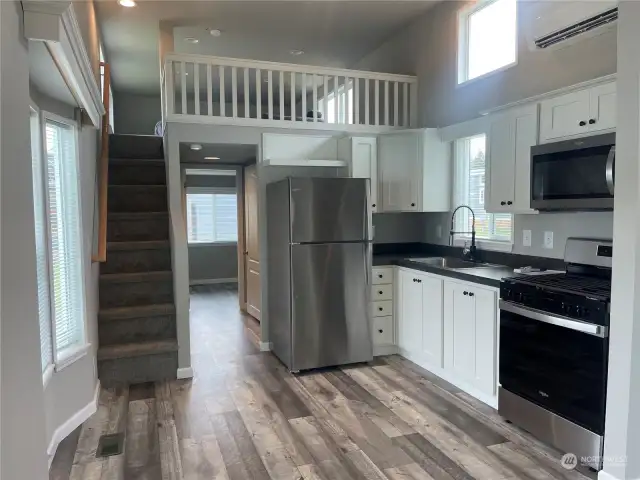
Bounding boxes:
96 0 438 95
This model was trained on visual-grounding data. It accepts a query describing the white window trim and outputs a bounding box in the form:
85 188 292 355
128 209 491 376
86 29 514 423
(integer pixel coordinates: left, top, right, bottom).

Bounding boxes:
41 110 90 369
457 0 518 86
452 135 514 252
186 187 238 245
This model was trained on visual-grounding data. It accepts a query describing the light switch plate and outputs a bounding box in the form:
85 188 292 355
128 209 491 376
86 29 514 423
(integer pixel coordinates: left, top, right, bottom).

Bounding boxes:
544 231 554 249
523 230 532 247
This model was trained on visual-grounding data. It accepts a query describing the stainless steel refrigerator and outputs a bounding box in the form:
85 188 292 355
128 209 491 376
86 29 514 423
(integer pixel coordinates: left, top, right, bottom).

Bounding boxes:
267 177 373 372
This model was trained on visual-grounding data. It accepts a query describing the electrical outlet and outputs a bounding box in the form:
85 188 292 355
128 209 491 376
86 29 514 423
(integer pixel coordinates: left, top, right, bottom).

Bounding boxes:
544 231 554 249
522 230 532 247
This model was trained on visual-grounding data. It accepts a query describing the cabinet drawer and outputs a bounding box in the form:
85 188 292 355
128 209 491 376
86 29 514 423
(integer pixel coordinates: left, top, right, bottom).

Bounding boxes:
372 267 393 285
373 316 394 345
373 300 393 317
372 284 393 301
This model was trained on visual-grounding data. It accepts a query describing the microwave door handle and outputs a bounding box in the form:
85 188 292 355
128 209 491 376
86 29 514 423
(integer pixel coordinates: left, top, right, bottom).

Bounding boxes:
606 145 615 195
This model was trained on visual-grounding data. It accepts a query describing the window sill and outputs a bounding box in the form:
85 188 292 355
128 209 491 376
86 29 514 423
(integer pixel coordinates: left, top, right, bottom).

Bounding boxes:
43 363 54 389
457 60 518 89
453 238 513 253
55 343 91 372
188 242 238 247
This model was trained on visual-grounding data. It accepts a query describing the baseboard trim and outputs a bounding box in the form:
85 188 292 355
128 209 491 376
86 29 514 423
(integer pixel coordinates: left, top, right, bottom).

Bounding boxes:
373 344 398 357
260 342 271 352
177 367 194 379
189 278 238 286
47 380 100 468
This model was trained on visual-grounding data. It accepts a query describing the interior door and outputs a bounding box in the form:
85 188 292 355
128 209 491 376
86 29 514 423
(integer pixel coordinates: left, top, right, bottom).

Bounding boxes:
244 164 261 321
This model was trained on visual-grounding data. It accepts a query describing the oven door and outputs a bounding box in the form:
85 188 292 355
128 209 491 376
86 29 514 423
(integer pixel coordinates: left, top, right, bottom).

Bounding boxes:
531 133 615 211
499 300 608 435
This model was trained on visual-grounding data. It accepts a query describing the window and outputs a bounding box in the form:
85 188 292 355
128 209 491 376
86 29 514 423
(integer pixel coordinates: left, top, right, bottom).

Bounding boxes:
31 111 87 370
186 189 238 244
458 0 517 84
320 80 353 124
454 134 512 247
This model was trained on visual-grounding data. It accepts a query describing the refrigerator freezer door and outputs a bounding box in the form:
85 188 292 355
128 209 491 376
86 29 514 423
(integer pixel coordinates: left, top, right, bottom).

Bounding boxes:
289 177 371 243
290 242 372 371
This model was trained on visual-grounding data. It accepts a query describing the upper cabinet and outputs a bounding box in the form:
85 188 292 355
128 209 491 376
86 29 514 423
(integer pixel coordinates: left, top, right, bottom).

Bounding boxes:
486 104 538 214
262 133 345 167
539 80 616 143
378 129 450 213
339 136 378 212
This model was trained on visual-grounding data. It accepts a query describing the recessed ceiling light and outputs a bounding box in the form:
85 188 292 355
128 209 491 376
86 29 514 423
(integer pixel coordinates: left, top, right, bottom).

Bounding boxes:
184 37 199 44
209 29 222 37
204 156 220 160
190 144 203 151
118 0 136 7
290 49 304 56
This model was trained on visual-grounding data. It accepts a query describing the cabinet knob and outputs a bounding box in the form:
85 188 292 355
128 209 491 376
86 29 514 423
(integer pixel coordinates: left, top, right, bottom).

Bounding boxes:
378 329 383 334
507 201 513 205
411 203 416 207
417 279 422 283
589 119 596 125
579 120 587 126
378 274 383 278
378 307 383 311
372 204 376 208
378 290 383 294
500 201 506 206
469 292 475 297
463 291 468 295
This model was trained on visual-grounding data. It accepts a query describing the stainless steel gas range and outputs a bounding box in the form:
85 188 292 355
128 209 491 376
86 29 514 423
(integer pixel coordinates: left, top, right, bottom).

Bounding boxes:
499 238 612 471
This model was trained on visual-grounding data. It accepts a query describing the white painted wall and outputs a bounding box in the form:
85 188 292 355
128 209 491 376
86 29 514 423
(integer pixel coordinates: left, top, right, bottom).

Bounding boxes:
0 2 50 478
601 3 640 479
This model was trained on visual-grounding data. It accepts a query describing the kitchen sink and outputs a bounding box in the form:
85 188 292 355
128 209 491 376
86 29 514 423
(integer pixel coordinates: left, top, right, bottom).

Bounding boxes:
409 257 503 269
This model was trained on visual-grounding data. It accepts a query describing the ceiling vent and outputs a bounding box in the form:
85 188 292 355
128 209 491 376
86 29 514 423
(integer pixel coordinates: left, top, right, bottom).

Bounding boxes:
530 2 618 51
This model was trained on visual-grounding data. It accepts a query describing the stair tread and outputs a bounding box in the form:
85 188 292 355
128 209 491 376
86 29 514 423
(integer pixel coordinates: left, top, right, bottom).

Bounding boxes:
98 340 178 360
110 158 165 165
108 211 168 220
108 184 166 188
107 240 170 251
99 303 175 321
100 270 172 283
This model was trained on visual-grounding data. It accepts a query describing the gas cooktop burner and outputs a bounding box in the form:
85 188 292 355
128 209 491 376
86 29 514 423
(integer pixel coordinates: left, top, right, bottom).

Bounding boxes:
511 273 611 299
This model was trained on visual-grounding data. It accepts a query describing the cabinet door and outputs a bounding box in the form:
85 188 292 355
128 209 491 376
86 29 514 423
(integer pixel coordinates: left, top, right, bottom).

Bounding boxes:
473 286 497 396
539 90 590 142
487 114 516 213
512 106 538 213
444 281 476 383
589 82 616 132
398 270 423 355
379 134 420 212
350 137 379 212
419 273 444 368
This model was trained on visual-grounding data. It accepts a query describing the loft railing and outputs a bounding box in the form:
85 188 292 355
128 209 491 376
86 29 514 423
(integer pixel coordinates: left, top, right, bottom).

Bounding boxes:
93 62 110 263
161 53 418 131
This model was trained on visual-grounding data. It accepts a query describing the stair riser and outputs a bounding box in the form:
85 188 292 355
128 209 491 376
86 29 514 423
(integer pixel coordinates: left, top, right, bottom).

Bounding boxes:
109 135 163 159
99 315 176 346
102 249 172 274
107 218 169 242
108 187 167 213
109 164 166 186
98 352 178 387
100 280 174 309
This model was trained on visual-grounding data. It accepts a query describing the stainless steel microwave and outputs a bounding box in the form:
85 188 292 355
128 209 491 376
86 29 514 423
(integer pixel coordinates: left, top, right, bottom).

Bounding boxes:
531 133 615 211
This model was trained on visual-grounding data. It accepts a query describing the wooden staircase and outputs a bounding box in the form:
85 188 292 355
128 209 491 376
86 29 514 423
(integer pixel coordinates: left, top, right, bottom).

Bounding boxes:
97 135 178 387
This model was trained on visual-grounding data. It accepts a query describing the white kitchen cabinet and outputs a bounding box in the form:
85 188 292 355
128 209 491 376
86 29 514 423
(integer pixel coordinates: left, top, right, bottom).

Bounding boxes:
339 136 379 212
419 274 444 368
397 269 423 355
262 133 344 166
443 279 497 398
372 267 395 355
539 81 616 143
378 129 450 213
486 104 538 214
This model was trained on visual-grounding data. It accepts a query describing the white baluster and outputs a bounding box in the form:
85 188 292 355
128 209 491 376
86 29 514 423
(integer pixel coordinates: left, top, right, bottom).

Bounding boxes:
165 60 175 117
334 75 339 123
181 61 187 115
290 72 295 122
410 82 418 127
244 68 249 118
279 71 284 121
268 70 273 120
354 78 360 125
403 82 409 127
194 63 200 115
256 68 262 120
394 81 399 127
231 67 238 118
345 77 350 124
312 74 318 122
384 80 389 126
206 64 212 116
365 78 370 126
375 79 380 126
323 76 328 123
301 73 307 122
219 66 226 117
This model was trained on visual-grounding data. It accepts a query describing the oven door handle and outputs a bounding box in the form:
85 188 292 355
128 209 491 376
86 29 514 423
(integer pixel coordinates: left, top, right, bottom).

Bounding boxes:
499 300 608 338
606 145 615 196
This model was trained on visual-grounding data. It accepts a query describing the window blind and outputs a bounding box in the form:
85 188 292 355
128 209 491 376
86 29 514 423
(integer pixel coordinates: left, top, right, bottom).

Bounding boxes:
186 191 238 243
31 112 53 372
45 120 85 357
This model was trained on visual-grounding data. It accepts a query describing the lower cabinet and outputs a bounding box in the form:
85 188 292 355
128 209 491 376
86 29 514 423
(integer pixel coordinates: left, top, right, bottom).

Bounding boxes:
396 267 498 406
372 267 395 355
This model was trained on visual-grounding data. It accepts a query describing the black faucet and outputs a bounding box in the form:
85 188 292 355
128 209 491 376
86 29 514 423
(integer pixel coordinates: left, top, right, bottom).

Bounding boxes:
450 205 477 262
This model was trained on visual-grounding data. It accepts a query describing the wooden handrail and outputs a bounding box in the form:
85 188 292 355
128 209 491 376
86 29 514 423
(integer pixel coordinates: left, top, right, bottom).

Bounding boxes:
92 62 110 263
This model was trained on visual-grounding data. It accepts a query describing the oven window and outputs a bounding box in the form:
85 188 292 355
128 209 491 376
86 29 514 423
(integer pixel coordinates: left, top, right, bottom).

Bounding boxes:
532 145 613 201
500 310 608 434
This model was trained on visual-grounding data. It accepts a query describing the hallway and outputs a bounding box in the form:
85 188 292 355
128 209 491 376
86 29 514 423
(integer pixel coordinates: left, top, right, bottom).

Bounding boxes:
51 284 593 480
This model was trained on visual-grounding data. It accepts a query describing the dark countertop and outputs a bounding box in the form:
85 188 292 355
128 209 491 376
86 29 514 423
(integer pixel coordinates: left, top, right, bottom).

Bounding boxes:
373 254 515 288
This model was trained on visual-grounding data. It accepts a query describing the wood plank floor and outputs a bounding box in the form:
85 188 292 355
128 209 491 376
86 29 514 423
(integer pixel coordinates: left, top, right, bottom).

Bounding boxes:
52 283 595 479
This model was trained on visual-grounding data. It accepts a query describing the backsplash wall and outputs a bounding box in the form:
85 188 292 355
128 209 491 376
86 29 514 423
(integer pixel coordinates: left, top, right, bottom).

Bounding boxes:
373 213 427 244
422 211 614 259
